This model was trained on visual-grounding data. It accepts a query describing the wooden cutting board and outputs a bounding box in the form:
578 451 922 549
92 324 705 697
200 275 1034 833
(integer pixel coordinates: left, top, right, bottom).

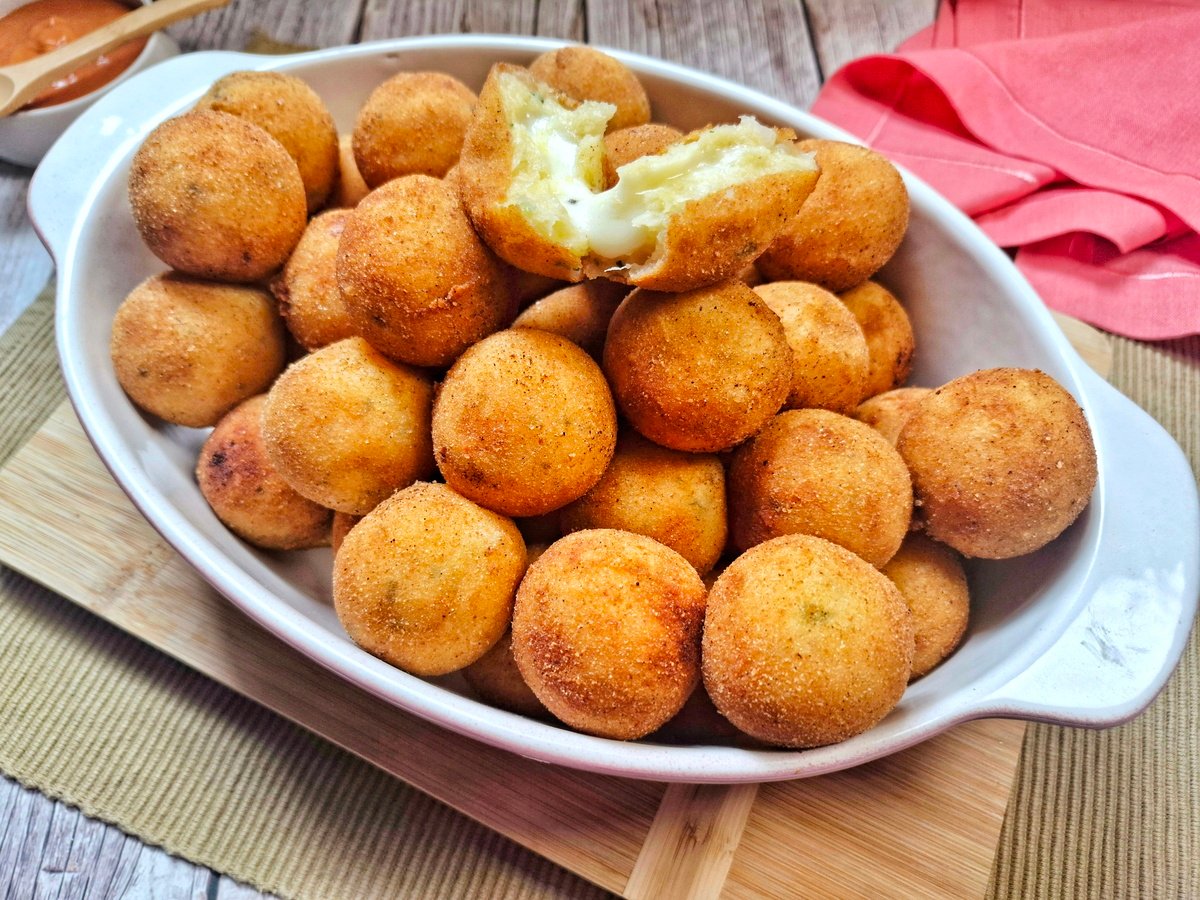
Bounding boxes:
0 316 1109 898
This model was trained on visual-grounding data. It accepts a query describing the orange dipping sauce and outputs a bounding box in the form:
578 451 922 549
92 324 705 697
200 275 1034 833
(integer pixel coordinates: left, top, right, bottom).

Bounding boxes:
0 0 148 109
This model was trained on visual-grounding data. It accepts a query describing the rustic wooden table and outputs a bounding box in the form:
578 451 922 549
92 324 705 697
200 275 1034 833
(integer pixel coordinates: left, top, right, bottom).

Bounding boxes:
0 1 940 895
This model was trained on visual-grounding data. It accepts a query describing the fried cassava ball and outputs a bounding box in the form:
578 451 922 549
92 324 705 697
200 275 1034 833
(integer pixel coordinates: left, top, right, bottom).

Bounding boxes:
752 280 871 413
758 139 909 292
333 482 525 676
352 71 476 186
561 429 727 575
897 368 1097 558
432 328 617 517
271 209 358 352
129 110 306 282
111 273 286 428
703 534 914 748
197 70 339 212
603 280 792 452
196 395 331 550
261 337 435 515
729 409 913 567
512 529 706 739
336 174 515 367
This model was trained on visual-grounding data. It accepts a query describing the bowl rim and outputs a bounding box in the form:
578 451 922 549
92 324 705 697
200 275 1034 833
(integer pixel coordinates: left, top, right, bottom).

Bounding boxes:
33 34 1200 783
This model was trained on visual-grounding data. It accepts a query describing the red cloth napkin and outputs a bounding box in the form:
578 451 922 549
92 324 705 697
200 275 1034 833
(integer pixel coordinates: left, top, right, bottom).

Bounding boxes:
810 0 1200 339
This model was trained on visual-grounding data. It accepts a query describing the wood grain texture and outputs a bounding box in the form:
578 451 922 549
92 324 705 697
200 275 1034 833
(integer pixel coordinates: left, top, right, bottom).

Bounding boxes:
624 783 759 900
359 0 541 40
0 405 1030 899
0 166 53 335
167 0 366 52
805 0 938 76
588 0 823 107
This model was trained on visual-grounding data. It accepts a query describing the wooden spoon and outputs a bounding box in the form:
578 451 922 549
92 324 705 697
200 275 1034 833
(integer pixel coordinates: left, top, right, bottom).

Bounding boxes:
0 0 231 117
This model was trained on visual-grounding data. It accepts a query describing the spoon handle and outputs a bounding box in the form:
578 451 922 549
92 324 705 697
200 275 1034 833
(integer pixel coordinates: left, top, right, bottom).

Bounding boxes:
0 0 231 116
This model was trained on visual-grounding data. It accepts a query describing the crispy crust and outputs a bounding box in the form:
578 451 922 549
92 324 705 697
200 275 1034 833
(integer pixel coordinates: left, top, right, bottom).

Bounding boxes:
128 110 307 283
602 123 684 187
511 529 706 740
853 387 933 445
758 140 909 292
528 46 651 132
896 368 1097 558
333 482 525 676
728 408 913 567
702 534 913 748
458 64 587 281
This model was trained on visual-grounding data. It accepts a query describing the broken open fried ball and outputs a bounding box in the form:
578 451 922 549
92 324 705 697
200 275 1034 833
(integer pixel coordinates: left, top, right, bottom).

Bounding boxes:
458 64 819 292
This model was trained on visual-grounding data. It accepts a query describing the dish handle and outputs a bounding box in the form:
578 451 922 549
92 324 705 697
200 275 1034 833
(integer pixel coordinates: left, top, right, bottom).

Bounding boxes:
27 50 257 262
967 368 1199 727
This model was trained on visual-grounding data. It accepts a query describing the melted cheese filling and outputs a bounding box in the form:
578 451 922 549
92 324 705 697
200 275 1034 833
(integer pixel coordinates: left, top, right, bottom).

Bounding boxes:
500 72 816 264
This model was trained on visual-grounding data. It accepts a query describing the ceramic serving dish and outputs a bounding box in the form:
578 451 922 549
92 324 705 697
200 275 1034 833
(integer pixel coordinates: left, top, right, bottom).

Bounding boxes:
0 0 179 167
28 35 1200 783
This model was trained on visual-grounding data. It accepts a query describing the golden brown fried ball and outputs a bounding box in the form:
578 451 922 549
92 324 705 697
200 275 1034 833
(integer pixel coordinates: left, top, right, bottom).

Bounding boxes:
432 329 617 517
758 140 909 292
271 209 358 352
853 387 932 445
462 629 548 718
511 279 628 358
881 533 970 678
528 45 651 132
196 395 331 550
333 482 525 676
261 337 435 515
458 65 819 291
512 529 706 739
129 110 307 282
110 273 286 428
336 175 515 367
753 280 870 413
897 368 1097 558
603 281 791 452
330 511 362 556
197 70 339 212
352 71 477 186
561 430 726 575
602 123 683 187
729 409 913 567
840 280 915 396
330 134 370 208
702 534 914 748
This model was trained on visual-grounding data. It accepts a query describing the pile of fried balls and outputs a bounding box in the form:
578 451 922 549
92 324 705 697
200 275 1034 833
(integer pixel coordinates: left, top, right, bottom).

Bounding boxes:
110 46 1098 749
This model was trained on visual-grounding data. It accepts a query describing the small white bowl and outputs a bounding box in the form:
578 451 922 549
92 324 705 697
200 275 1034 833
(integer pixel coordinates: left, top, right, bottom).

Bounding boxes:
0 0 178 167
28 36 1200 782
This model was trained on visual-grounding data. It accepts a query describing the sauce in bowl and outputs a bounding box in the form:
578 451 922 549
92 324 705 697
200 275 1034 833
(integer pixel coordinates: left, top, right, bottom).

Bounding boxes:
0 0 148 109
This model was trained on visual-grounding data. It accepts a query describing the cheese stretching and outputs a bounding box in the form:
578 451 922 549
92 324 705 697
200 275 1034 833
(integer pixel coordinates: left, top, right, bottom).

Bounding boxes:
458 63 822 292
499 71 815 266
